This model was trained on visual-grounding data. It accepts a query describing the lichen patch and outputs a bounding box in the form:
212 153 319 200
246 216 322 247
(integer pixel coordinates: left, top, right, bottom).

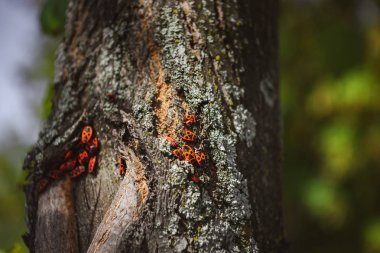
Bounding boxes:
260 77 276 107
233 105 256 148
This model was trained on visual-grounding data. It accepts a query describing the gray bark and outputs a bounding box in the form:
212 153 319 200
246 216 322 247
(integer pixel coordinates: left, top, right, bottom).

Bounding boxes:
23 0 283 252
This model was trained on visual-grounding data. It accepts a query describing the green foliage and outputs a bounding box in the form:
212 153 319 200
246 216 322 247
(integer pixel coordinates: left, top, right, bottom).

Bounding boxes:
39 0 67 118
364 219 380 253
40 0 68 36
317 21 365 75
39 28 62 119
0 157 27 251
303 178 348 228
6 243 28 253
41 82 55 120
282 0 380 252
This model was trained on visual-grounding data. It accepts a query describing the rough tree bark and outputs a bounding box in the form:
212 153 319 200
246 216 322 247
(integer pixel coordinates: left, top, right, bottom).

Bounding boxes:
23 0 283 252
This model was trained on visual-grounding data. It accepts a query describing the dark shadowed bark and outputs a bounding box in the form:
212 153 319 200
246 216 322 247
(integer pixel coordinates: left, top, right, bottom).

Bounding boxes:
23 0 283 252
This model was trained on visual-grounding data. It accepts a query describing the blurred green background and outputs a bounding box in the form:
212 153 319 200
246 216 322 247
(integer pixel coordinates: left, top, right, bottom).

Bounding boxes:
281 0 380 252
1 0 379 252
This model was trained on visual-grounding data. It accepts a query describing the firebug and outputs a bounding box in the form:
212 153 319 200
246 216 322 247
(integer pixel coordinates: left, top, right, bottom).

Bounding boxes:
64 150 73 160
81 125 93 144
86 137 99 155
165 136 178 148
69 165 86 178
191 174 199 183
118 155 126 177
59 159 76 172
180 129 199 142
48 170 64 180
172 148 184 160
194 149 206 167
37 178 49 193
181 145 196 164
106 93 116 102
88 156 97 174
182 114 199 126
78 150 89 165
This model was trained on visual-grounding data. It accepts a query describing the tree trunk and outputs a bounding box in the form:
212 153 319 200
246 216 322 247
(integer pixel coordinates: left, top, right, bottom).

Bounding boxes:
23 0 283 252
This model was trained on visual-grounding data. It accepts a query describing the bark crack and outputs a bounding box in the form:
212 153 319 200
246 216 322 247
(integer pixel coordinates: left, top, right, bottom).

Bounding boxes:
180 0 203 51
139 0 179 137
87 144 148 252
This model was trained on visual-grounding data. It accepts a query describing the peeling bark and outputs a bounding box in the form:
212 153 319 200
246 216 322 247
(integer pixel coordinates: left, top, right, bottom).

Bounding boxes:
23 0 283 252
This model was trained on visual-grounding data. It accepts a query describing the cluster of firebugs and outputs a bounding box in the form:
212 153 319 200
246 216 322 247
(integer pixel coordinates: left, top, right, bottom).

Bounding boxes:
36 114 207 192
165 114 207 183
117 114 207 181
36 125 99 193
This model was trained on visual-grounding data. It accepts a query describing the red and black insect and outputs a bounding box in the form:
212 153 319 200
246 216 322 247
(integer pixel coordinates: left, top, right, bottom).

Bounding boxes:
172 148 184 160
182 114 199 126
180 129 199 142
64 150 73 160
78 150 90 165
37 178 49 193
191 174 199 183
194 149 206 167
118 155 127 177
36 124 101 194
181 145 196 164
81 125 93 144
86 136 99 155
48 170 64 180
165 136 179 148
59 159 77 172
70 166 86 178
106 93 116 102
88 156 97 174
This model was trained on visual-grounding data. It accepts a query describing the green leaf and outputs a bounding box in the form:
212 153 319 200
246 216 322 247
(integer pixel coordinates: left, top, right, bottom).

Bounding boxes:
40 0 68 36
